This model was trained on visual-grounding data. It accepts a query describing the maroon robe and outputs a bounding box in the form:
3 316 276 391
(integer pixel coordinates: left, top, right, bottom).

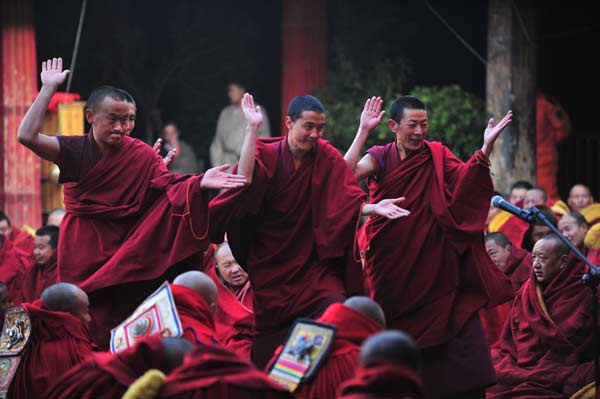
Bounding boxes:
336 364 425 399
210 137 366 368
56 134 210 347
479 247 532 345
8 226 34 256
45 334 166 399
488 254 596 398
0 239 33 303
206 259 254 359
365 141 513 396
170 284 217 345
8 300 95 399
19 254 58 303
502 246 533 293
293 303 382 399
159 344 292 398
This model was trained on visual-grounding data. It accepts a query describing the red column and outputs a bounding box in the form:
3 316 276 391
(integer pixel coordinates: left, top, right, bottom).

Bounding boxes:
0 0 42 229
280 0 327 135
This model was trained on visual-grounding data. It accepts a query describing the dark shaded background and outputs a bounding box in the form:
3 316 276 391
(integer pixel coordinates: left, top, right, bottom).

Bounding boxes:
33 0 599 174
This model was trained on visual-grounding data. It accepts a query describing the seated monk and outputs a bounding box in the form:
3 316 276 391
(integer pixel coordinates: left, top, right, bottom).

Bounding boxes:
20 225 59 303
337 330 425 399
152 344 292 398
209 242 254 358
7 282 95 399
0 211 34 255
288 296 385 399
171 270 218 345
480 232 533 345
0 234 33 303
559 212 590 255
485 232 532 292
487 182 533 243
521 205 558 251
45 335 193 399
46 207 66 227
488 234 597 398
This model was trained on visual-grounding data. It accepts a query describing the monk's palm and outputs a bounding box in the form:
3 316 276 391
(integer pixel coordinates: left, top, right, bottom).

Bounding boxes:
372 197 410 220
242 93 263 127
360 96 385 132
483 110 513 147
41 58 69 88
201 164 247 190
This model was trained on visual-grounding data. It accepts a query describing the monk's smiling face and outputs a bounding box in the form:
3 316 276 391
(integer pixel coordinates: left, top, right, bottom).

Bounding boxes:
86 97 130 148
34 234 56 266
558 215 588 248
532 239 567 284
286 111 326 154
388 109 428 153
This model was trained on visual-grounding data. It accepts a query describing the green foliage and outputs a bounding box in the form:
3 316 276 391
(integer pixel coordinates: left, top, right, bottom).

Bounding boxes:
409 85 486 161
317 47 485 162
316 47 410 152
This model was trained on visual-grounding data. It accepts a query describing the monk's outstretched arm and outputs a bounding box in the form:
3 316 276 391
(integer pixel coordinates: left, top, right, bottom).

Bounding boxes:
344 97 384 180
481 110 513 157
237 93 263 184
17 57 70 162
362 197 410 219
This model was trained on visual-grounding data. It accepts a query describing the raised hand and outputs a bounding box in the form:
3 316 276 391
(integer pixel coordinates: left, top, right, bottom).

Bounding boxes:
152 138 176 167
364 197 411 219
482 110 513 157
241 93 263 128
200 164 248 190
359 96 385 133
41 58 70 89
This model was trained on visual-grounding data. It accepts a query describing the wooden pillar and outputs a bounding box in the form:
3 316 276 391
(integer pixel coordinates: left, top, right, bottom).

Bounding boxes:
487 0 538 195
0 0 41 229
280 0 327 135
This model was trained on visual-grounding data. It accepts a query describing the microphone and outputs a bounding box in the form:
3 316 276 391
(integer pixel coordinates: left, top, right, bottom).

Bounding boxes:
491 195 534 222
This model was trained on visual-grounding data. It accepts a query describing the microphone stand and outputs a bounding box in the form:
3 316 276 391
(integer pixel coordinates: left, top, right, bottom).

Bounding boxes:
529 206 600 391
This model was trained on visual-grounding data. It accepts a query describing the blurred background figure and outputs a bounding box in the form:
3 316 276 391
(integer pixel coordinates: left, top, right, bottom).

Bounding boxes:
210 82 271 168
162 122 198 174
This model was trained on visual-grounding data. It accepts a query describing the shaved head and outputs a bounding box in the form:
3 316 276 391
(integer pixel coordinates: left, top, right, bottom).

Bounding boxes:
359 330 421 371
173 271 218 309
41 283 91 323
161 337 194 373
343 296 386 328
569 184 594 212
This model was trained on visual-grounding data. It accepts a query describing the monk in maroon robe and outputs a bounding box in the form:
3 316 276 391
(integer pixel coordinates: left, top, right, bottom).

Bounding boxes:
158 344 292 398
45 335 193 399
208 242 254 358
171 271 219 345
283 297 385 399
210 94 409 368
0 211 34 255
19 225 59 303
337 330 425 399
488 234 596 398
344 96 514 398
0 235 33 303
7 283 95 399
485 232 532 292
17 58 246 348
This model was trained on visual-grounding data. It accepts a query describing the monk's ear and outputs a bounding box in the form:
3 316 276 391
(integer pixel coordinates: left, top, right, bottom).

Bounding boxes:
285 116 294 133
388 118 398 132
560 254 568 268
85 108 94 124
506 244 512 254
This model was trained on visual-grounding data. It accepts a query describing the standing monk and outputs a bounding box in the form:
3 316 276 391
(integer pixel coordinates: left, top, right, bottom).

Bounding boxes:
210 93 409 368
17 58 247 348
344 96 514 398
